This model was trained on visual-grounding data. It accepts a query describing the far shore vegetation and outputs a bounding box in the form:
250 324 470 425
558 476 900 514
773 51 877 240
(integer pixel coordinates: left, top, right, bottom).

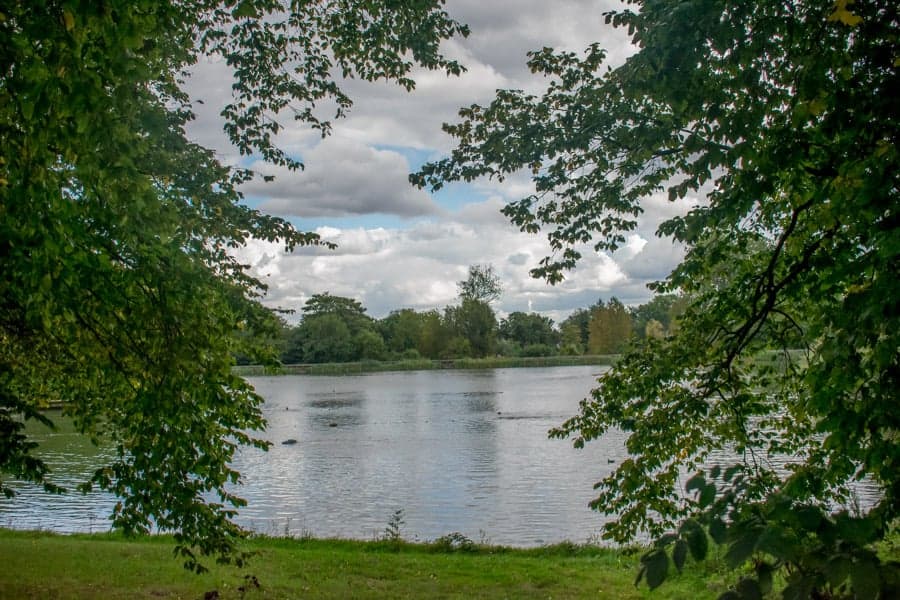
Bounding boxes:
234 354 617 377
241 270 686 370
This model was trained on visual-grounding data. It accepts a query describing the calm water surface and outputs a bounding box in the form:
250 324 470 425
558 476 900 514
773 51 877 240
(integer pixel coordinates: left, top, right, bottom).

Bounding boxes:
2 365 879 545
3 366 630 545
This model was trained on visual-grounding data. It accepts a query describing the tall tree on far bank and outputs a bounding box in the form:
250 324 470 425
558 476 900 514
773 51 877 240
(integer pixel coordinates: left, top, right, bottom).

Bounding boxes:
445 298 497 358
457 264 502 303
499 311 559 350
1 0 467 570
416 0 899 595
587 298 632 355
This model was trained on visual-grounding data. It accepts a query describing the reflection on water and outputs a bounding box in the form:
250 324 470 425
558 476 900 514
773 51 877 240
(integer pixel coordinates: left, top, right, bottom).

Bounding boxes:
0 365 882 545
0 418 117 532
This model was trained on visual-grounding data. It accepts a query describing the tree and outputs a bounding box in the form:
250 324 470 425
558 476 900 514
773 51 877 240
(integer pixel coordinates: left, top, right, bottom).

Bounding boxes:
416 310 449 359
301 293 371 329
298 314 354 363
558 309 591 355
2 0 467 571
416 1 899 596
630 294 680 339
286 293 387 363
499 312 559 348
379 309 425 354
457 264 502 303
643 319 665 340
587 298 632 355
444 298 497 358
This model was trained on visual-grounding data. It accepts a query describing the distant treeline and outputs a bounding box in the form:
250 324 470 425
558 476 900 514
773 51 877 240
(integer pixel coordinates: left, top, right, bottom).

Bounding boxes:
237 287 687 366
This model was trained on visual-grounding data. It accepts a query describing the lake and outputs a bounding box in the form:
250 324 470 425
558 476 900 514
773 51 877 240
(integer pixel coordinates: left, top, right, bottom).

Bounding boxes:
1 365 879 546
2 366 631 545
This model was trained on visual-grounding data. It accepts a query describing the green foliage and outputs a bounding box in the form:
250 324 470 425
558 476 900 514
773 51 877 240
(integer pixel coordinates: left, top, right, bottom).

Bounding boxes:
379 309 426 354
630 294 681 340
280 293 389 363
499 311 559 348
587 298 633 354
444 298 498 358
559 307 593 354
416 0 899 596
457 264 502 303
301 293 372 331
415 310 449 359
2 0 466 571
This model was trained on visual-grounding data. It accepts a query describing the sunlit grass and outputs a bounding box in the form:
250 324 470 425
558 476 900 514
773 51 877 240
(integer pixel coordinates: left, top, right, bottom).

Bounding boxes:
0 529 728 599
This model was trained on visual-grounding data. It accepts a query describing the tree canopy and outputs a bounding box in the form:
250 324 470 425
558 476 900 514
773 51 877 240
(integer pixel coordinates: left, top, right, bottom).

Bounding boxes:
457 263 502 303
416 0 899 596
1 0 466 571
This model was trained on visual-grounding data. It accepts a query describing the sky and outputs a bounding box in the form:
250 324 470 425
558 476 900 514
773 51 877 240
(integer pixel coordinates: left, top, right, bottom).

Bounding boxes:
183 1 695 324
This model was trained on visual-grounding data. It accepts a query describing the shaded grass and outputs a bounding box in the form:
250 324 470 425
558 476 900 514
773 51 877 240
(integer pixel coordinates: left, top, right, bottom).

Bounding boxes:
234 354 617 377
0 529 729 599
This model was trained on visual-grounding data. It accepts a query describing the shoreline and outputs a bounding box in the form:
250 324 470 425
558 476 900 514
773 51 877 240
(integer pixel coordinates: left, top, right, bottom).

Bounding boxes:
233 354 619 377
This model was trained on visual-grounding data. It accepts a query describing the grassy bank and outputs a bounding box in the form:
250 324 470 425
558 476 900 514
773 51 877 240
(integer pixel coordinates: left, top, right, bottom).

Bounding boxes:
0 529 729 599
234 354 617 377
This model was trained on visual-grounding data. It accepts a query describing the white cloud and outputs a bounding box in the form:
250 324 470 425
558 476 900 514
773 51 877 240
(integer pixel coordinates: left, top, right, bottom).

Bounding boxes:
235 194 690 323
242 137 439 218
186 2 695 322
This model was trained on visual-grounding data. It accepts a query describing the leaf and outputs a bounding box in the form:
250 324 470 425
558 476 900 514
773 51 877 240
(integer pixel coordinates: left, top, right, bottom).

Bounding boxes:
851 559 881 600
232 1 257 19
655 533 678 548
709 518 728 544
755 562 774 594
673 538 688 572
640 549 669 590
699 483 716 508
824 555 851 588
735 577 762 600
717 592 741 600
725 533 758 569
723 465 742 483
795 505 823 531
827 0 863 27
62 9 75 31
686 525 709 561
685 472 706 495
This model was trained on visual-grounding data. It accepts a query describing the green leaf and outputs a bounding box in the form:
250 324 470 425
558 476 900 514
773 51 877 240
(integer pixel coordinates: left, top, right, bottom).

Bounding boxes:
723 465 742 483
232 1 257 19
735 578 762 600
685 472 706 495
686 525 709 561
709 518 728 544
795 505 823 531
62 9 75 31
725 534 758 569
755 562 774 594
673 538 688 572
851 560 881 600
641 549 669 590
699 483 716 508
825 555 851 588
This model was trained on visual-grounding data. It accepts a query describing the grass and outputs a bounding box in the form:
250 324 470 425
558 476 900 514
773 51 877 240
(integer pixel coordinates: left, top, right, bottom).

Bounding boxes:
233 354 618 377
0 529 731 599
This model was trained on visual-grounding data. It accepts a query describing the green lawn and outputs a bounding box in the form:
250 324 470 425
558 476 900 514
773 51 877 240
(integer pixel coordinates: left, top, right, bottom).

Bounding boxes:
0 529 730 599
